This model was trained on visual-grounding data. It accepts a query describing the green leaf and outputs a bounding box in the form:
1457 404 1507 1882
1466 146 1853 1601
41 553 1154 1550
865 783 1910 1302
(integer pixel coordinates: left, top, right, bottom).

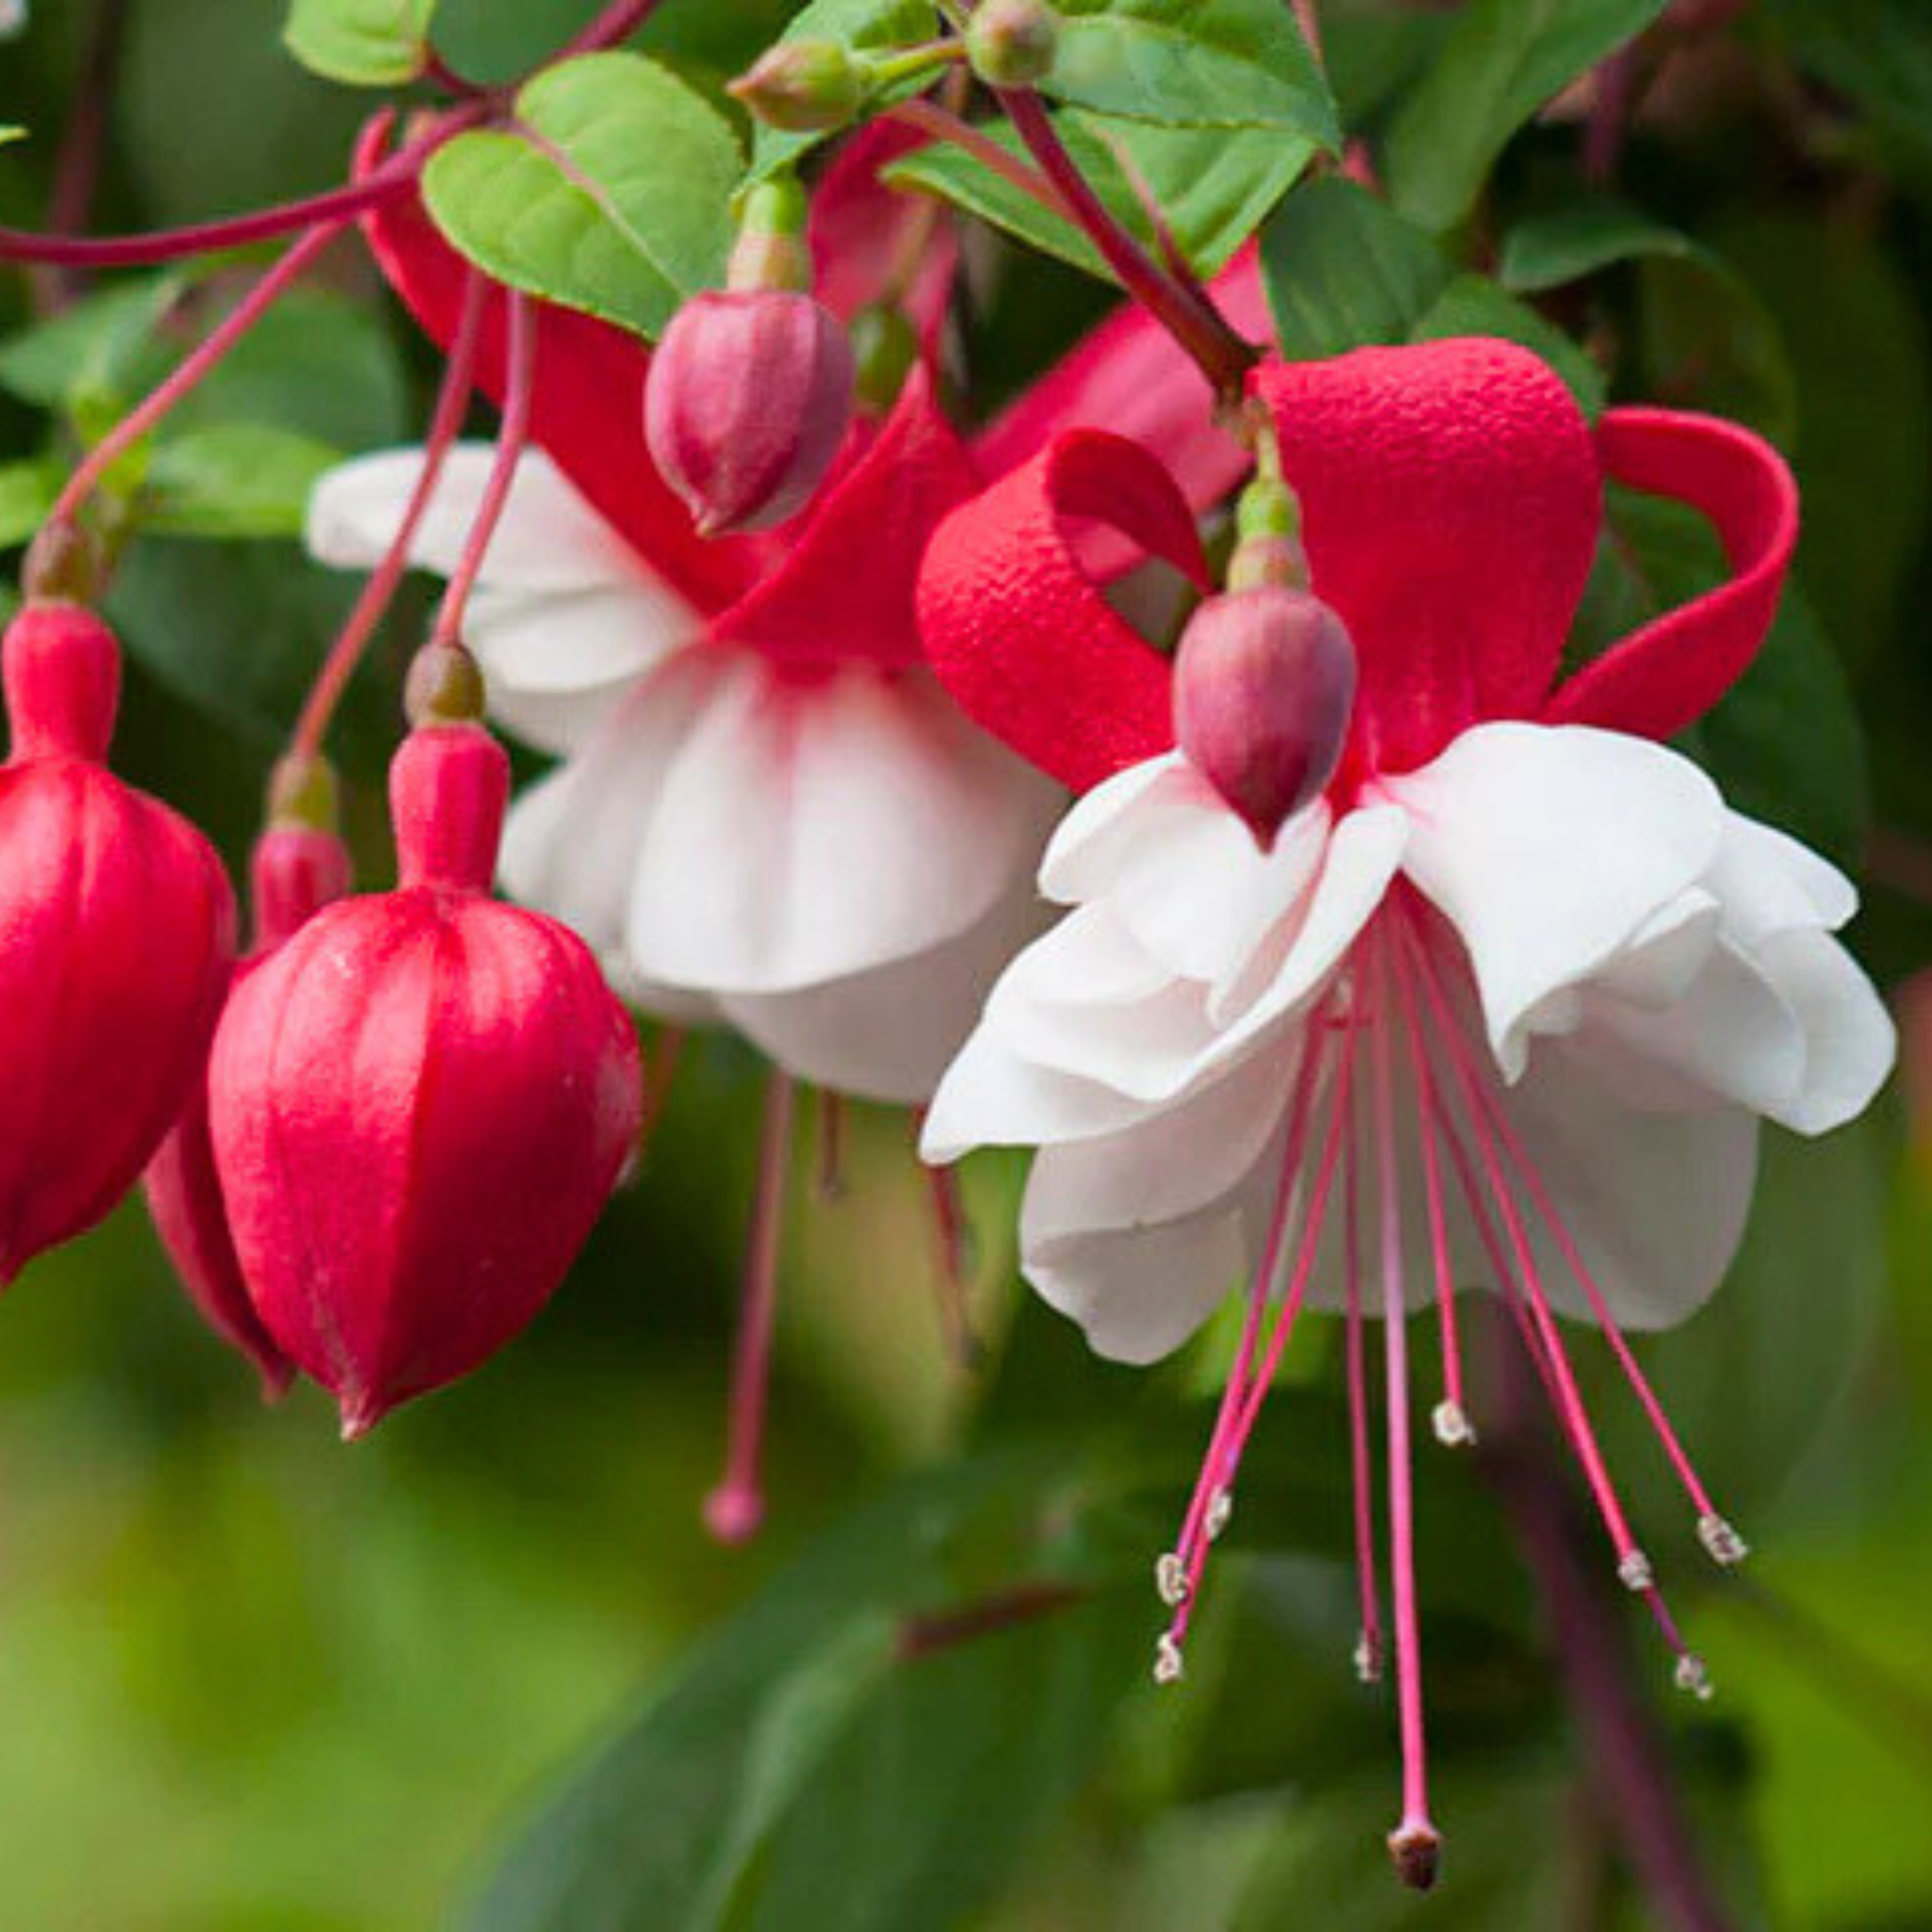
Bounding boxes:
1258 179 1452 361
0 457 61 547
422 52 741 341
139 424 342 540
0 274 192 412
746 0 939 184
884 109 1311 280
283 0 438 86
1386 0 1670 232
1410 272 1607 416
1044 0 1340 147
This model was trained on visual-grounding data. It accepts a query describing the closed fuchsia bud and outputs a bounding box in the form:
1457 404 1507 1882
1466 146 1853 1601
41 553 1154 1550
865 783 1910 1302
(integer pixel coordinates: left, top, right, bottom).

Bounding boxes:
728 38 870 133
964 0 1061 88
143 776 353 1398
645 178 856 537
1173 475 1356 851
0 597 236 1282
208 704 643 1436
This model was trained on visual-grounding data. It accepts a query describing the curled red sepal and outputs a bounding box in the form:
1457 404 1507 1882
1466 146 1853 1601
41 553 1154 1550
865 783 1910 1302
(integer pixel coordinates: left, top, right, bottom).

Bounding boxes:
708 364 979 670
1251 338 1602 777
918 427 1211 792
1543 407 1800 741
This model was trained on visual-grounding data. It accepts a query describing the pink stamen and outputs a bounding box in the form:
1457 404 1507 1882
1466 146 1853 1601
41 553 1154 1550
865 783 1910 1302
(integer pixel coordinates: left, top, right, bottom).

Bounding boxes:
1372 931 1440 1885
704 1071 797 1544
1406 960 1472 1448
1342 1078 1384 1684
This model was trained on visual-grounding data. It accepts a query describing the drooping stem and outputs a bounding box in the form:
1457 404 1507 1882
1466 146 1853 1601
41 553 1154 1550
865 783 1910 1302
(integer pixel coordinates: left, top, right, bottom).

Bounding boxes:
428 290 536 651
290 268 488 764
995 89 1259 400
29 0 130 314
44 220 344 533
884 98 1072 224
1486 1353 1737 1932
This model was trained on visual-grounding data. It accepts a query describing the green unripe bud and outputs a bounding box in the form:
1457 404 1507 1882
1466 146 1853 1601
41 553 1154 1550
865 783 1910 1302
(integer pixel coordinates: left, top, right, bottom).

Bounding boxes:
728 176 814 293
965 0 1061 88
729 39 870 133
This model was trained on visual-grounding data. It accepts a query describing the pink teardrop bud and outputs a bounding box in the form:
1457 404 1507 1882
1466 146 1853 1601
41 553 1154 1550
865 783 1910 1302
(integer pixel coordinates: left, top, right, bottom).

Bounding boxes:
0 602 236 1282
143 822 353 1398
645 289 856 537
1173 586 1357 851
208 724 643 1436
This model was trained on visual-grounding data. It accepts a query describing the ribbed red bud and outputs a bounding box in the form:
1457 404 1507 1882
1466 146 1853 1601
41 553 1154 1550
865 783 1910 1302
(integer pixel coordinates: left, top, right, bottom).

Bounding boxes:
0 602 235 1282
144 825 353 1397
1173 586 1357 851
645 289 855 536
208 725 643 1436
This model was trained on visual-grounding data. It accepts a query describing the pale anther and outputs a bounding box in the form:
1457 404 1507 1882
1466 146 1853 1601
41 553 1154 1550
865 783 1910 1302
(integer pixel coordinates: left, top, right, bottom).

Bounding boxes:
1154 1552 1190 1607
1617 1549 1654 1593
1205 1487 1234 1540
1152 1633 1186 1685
1353 1631 1382 1684
1674 1653 1715 1702
1697 1512 1749 1567
1431 1400 1476 1448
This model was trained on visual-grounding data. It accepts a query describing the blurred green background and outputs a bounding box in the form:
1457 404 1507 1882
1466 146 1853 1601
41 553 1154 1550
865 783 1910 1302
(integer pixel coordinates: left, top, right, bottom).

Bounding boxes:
3 2 1932 1927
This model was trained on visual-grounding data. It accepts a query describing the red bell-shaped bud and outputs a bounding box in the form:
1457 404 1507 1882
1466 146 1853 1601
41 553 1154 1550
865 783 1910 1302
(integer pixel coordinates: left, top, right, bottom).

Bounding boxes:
0 600 235 1282
646 289 855 536
143 813 353 1397
1174 586 1357 851
208 721 643 1436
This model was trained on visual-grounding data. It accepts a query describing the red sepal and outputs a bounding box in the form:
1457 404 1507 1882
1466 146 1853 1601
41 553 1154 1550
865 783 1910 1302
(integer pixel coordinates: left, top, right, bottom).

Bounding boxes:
918 428 1211 792
1543 408 1799 741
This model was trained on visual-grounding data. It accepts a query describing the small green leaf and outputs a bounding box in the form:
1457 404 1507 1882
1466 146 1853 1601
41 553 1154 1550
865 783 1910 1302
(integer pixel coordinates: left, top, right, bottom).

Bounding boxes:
283 0 438 86
0 457 62 547
140 424 342 540
0 125 26 145
746 0 940 184
1258 179 1452 361
884 109 1311 280
1046 0 1340 145
1411 272 1607 417
422 51 741 340
1386 0 1670 232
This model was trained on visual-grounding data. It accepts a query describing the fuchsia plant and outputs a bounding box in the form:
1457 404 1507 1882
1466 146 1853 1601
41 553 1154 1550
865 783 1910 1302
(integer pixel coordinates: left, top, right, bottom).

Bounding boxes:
0 0 1904 1910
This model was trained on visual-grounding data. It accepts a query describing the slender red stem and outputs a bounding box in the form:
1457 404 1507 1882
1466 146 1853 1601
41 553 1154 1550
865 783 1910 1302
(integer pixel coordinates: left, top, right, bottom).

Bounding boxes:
560 0 667 58
884 99 1072 222
429 290 536 651
45 220 343 531
290 269 488 765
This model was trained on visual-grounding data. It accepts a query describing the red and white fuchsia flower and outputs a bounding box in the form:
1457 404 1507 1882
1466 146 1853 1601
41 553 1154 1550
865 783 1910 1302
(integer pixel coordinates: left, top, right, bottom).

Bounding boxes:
918 338 1894 1882
0 597 235 1282
208 722 642 1437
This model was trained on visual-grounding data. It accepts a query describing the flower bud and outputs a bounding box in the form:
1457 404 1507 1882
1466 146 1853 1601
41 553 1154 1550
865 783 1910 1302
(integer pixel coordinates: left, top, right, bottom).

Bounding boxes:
0 601 235 1280
646 289 856 536
849 303 920 417
208 724 643 1436
143 820 353 1397
965 0 1061 88
728 39 869 132
1173 586 1357 851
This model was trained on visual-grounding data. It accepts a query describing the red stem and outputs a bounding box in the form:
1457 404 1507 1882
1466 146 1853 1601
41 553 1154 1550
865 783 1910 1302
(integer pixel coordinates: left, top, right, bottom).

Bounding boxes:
29 0 130 313
46 220 345 530
429 290 536 650
884 98 1073 223
289 268 489 764
996 88 1258 399
560 0 666 58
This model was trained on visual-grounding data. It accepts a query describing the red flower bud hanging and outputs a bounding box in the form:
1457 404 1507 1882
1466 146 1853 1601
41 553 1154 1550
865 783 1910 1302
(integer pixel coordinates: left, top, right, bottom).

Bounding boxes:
208 720 643 1435
0 599 235 1282
144 816 352 1396
645 179 855 536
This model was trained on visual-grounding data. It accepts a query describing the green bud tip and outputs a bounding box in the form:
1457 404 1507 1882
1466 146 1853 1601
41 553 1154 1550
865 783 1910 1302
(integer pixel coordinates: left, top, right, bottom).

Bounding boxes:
964 0 1061 89
728 39 869 133
404 639 488 728
267 752 341 833
21 518 100 606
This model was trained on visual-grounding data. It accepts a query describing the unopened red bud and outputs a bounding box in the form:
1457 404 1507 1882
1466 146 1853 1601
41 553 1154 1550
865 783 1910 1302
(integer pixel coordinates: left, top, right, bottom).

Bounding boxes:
1174 586 1357 851
729 39 869 132
965 0 1061 88
646 289 856 536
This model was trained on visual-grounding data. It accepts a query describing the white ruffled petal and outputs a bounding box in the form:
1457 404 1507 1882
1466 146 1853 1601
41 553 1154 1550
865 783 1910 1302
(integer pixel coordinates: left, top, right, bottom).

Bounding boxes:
1749 929 1896 1135
921 1021 1161 1161
305 446 645 592
1706 813 1859 945
1385 722 1725 1080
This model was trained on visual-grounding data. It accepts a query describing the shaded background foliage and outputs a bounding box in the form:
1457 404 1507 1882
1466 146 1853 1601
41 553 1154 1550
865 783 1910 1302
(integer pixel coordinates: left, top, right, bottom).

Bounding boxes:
1 1 1931 1927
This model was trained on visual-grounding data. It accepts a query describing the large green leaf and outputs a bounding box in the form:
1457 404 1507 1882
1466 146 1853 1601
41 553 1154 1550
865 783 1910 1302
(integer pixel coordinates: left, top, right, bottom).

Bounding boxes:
1386 0 1670 232
0 457 61 547
283 0 438 85
884 109 1311 280
423 52 741 341
1044 0 1340 147
139 425 343 540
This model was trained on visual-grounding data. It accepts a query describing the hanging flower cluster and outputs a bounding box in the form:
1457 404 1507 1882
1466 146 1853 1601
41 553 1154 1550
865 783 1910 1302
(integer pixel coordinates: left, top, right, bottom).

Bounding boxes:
0 0 1899 1893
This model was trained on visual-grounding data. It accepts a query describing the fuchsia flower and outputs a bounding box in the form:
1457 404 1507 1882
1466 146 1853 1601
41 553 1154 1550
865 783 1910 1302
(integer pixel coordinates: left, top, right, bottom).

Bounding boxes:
0 600 235 1282
918 339 1894 1879
209 724 642 1437
304 121 1266 1103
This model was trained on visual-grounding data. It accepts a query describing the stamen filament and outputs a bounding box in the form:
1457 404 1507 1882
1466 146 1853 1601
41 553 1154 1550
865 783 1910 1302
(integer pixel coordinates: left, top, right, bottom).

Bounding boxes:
1342 1077 1384 1683
704 1070 797 1544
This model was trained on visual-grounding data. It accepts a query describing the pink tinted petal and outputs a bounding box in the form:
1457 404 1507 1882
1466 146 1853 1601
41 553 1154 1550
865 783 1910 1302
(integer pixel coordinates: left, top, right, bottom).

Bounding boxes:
1251 338 1601 774
354 114 762 616
918 429 1211 792
706 364 979 671
1543 408 1800 742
